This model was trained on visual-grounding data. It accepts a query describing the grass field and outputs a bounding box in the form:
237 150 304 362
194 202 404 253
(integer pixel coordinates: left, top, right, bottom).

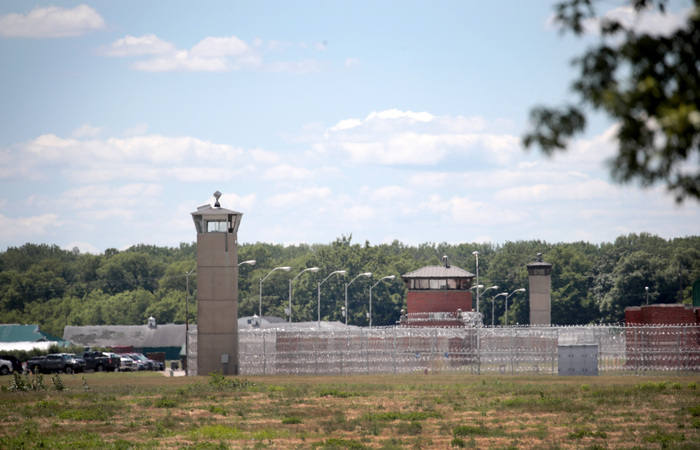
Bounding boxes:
1 370 700 449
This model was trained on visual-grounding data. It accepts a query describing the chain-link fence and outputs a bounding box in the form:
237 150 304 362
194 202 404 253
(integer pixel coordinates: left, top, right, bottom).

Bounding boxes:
186 325 700 376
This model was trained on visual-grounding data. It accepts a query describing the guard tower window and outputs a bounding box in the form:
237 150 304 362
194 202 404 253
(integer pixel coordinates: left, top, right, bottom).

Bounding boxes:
429 279 447 289
409 278 470 290
530 268 550 276
206 220 227 232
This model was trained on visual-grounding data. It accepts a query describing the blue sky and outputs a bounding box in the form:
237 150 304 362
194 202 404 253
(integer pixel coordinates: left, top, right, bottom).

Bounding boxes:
0 1 697 254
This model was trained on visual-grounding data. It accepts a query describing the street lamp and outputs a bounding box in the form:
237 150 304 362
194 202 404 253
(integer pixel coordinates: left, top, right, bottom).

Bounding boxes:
318 270 347 328
238 260 256 266
344 272 372 326
645 286 649 305
369 275 395 328
483 285 501 326
184 266 196 376
259 266 291 322
288 267 320 322
472 251 480 313
503 288 526 326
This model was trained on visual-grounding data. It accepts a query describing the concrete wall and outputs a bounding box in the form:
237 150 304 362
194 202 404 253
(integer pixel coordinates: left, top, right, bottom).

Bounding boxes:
528 274 551 325
197 232 239 375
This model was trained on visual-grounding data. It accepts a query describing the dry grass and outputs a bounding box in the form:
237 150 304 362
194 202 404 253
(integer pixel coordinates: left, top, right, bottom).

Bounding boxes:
1 371 699 448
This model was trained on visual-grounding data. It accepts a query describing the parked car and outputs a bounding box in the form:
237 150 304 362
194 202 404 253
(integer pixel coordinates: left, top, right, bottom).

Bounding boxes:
65 354 86 373
126 353 156 371
27 354 84 374
0 354 23 374
78 351 119 372
0 359 12 376
116 354 136 371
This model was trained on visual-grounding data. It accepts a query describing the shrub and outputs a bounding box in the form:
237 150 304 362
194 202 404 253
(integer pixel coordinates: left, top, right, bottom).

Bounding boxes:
450 437 466 447
282 416 303 424
155 397 177 408
51 374 65 391
453 425 488 437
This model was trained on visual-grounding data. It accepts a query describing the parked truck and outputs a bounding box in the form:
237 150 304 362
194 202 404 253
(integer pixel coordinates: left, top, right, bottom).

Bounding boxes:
0 359 12 375
78 351 120 372
26 354 84 374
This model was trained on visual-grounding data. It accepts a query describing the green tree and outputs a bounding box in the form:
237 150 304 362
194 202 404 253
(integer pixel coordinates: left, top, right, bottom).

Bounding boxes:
547 245 597 325
524 0 700 202
96 252 165 294
599 250 666 322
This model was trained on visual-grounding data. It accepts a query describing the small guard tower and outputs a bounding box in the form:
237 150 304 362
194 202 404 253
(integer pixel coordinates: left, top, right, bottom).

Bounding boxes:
527 253 552 325
401 256 475 327
191 191 242 375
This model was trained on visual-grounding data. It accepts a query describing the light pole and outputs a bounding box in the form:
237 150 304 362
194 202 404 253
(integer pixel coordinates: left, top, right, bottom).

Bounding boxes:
288 267 320 322
369 275 395 328
479 285 498 326
493 292 506 326
318 270 347 328
503 288 526 326
238 260 256 267
469 284 484 312
184 266 196 376
344 272 372 326
645 286 649 305
259 266 291 322
472 251 480 313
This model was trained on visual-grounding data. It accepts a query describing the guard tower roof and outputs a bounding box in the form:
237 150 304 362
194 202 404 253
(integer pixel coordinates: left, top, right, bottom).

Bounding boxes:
402 265 474 279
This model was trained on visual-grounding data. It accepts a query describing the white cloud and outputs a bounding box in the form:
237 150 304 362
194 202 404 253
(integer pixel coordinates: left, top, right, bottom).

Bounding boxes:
345 57 360 68
0 4 105 38
372 185 414 201
339 204 376 223
102 33 326 73
22 134 244 166
250 148 281 164
317 109 521 166
190 36 251 58
267 187 332 208
71 124 104 138
263 164 315 181
1 133 250 185
99 34 175 57
0 213 60 242
496 178 615 203
417 194 522 227
217 192 256 213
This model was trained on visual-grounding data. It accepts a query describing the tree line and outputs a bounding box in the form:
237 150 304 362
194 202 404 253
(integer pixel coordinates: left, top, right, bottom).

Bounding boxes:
0 233 698 337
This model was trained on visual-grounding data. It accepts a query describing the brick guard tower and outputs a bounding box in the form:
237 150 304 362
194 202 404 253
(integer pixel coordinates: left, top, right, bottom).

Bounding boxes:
191 191 242 375
401 257 475 327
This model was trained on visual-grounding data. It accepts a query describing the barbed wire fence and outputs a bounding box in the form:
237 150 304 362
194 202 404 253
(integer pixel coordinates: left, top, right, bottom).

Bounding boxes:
187 324 700 376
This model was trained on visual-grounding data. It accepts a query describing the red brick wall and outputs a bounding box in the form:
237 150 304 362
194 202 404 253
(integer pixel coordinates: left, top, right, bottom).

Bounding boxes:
625 308 643 324
407 290 472 314
625 304 700 325
624 304 700 370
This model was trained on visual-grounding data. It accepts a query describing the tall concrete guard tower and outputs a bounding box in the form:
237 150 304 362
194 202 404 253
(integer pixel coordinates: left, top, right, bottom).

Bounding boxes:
191 191 242 375
527 253 552 325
